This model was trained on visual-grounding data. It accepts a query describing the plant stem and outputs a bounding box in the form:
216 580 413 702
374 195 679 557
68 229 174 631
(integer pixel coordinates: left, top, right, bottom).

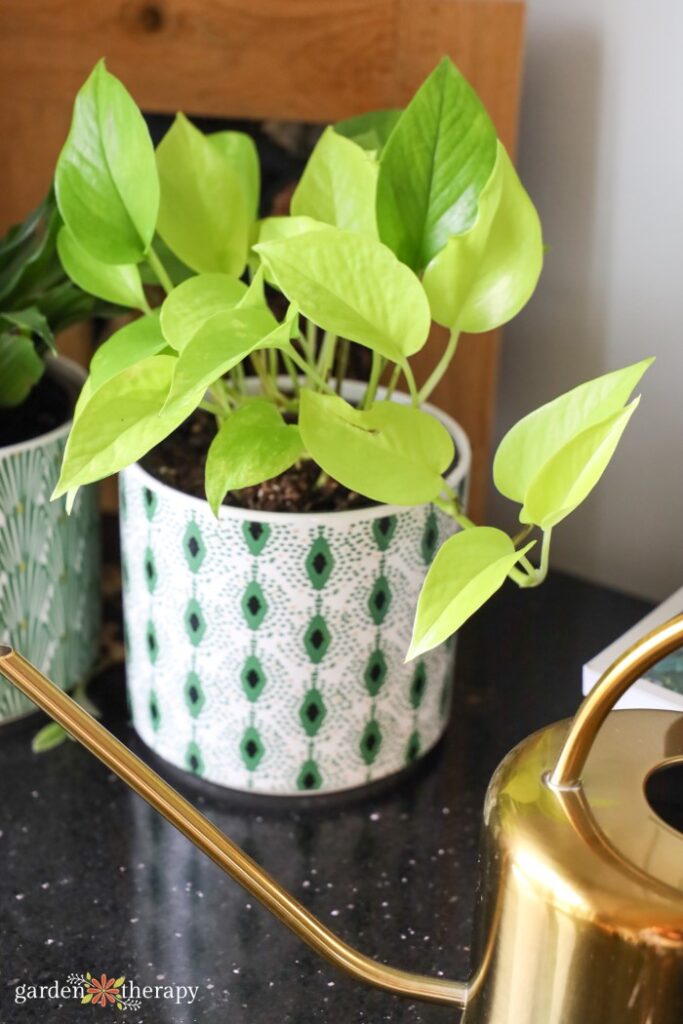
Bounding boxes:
317 332 338 381
417 330 460 404
402 360 420 406
147 245 174 295
287 348 337 395
334 339 350 395
303 317 317 363
282 352 301 396
362 352 385 409
512 528 552 588
385 362 403 400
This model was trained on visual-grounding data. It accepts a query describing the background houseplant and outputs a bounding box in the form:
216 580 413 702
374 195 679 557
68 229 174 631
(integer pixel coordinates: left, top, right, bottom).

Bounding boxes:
49 59 650 793
0 195 103 727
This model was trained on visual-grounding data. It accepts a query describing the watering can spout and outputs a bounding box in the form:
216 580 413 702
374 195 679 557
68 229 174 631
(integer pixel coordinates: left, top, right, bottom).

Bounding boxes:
0 644 468 1010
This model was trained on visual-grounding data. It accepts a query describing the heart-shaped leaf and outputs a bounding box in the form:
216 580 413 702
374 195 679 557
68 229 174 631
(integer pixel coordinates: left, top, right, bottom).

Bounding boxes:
299 390 454 505
494 359 653 504
423 142 543 332
520 400 639 528
408 528 535 659
208 130 260 223
205 400 305 515
53 354 203 496
291 126 378 234
376 57 497 272
87 313 167 394
156 113 248 276
255 226 431 361
55 60 159 264
160 273 249 351
164 307 286 411
57 226 148 310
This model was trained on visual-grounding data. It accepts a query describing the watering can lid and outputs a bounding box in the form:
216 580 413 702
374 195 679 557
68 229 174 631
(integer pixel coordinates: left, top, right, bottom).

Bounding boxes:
491 709 683 931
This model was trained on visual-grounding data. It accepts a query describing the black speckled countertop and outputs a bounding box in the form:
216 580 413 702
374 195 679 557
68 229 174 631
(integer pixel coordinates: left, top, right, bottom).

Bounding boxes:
0 570 650 1024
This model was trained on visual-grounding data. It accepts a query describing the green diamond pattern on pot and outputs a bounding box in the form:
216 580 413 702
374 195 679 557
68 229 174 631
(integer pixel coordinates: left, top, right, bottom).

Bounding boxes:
405 730 421 765
184 598 206 646
305 534 334 590
241 655 266 702
186 740 205 776
146 620 158 664
297 759 322 792
184 670 206 718
149 690 161 732
241 580 267 630
368 575 391 625
410 661 428 709
183 520 206 573
372 515 397 551
240 726 265 771
243 520 271 556
144 545 157 594
360 719 382 765
299 687 327 737
364 648 387 696
142 486 158 521
303 615 331 663
421 510 439 565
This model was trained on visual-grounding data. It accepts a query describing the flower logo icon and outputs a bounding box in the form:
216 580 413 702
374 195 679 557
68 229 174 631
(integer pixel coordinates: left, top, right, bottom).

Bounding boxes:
81 973 126 1009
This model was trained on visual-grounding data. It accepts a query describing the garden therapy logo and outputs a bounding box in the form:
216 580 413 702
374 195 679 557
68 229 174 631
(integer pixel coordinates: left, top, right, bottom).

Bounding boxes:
14 972 199 1010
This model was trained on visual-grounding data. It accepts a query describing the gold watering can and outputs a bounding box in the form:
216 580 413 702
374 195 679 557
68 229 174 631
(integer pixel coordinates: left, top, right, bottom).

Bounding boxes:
2 616 683 1023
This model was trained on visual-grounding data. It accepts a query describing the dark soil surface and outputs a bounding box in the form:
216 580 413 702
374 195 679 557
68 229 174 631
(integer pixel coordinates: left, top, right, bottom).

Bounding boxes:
142 410 375 513
0 371 71 448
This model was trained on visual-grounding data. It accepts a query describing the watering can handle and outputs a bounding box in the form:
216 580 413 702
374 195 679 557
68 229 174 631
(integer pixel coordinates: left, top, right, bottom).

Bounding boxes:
550 614 683 790
0 645 468 1010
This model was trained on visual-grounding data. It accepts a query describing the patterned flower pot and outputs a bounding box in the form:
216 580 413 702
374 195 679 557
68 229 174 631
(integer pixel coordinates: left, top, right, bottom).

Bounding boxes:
0 358 101 724
120 386 470 795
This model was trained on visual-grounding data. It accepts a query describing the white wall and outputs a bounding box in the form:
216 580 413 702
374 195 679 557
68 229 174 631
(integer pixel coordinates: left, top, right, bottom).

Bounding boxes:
493 0 683 600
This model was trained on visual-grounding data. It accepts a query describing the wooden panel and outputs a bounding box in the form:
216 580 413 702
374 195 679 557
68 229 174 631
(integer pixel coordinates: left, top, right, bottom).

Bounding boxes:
0 0 526 517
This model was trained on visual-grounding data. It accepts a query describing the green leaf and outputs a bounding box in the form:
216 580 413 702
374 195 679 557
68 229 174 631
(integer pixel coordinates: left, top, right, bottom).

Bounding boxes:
0 332 44 407
335 109 401 153
208 130 260 223
160 273 249 351
423 142 543 332
164 307 283 411
140 234 194 287
0 307 55 352
55 60 159 264
299 390 453 505
57 226 148 310
255 226 431 361
156 113 248 276
291 126 378 234
520 400 639 528
376 57 498 271
205 400 304 515
53 354 203 496
408 528 535 659
256 215 326 246
88 314 167 394
32 721 68 754
494 359 653 504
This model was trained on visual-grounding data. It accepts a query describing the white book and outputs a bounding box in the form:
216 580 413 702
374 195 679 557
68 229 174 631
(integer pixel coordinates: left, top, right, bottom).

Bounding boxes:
582 586 683 711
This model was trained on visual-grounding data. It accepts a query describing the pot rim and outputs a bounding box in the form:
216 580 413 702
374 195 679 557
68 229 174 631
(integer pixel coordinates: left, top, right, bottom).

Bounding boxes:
128 380 472 525
0 356 85 459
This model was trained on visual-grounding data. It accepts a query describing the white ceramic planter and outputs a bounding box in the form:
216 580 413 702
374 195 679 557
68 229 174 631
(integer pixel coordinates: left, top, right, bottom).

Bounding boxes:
0 359 101 724
120 386 470 795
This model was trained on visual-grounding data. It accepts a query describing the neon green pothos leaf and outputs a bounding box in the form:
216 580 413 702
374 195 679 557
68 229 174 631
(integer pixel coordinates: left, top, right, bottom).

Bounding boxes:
205 400 305 515
160 273 249 351
299 390 454 505
57 226 148 311
520 400 639 528
423 142 543 332
53 355 203 496
55 60 159 264
208 130 260 223
164 307 287 411
408 528 535 660
255 226 431 361
494 359 653 504
376 57 498 272
291 126 378 234
156 113 249 276
87 313 167 394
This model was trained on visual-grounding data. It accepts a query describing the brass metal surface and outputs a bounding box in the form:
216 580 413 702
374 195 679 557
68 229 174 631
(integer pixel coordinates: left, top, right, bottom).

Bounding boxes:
2 612 683 1023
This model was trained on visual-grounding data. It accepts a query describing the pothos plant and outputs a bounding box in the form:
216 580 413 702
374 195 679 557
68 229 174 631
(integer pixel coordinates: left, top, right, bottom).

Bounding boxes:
52 58 651 660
